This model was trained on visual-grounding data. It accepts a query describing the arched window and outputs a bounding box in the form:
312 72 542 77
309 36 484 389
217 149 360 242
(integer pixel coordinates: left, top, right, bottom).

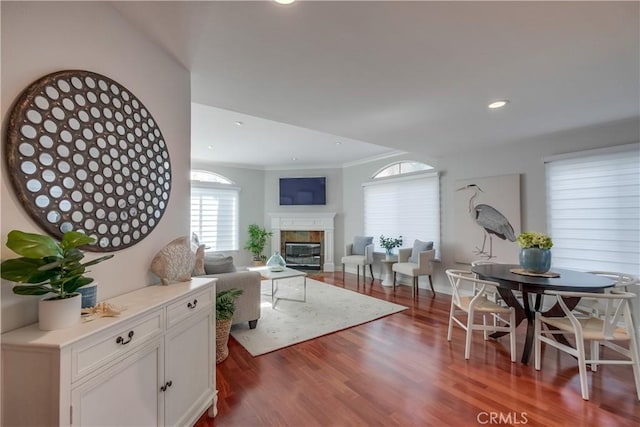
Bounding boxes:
190 170 239 251
372 161 433 179
364 161 440 256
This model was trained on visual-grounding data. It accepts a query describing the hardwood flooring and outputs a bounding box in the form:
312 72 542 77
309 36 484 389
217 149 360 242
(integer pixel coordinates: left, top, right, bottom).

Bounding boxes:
198 273 639 426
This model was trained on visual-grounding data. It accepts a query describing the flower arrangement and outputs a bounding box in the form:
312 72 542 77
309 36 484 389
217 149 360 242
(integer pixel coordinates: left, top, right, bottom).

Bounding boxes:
379 235 403 253
516 231 553 250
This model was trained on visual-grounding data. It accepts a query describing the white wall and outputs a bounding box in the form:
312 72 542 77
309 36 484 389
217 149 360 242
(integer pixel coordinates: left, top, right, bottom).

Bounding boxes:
343 118 640 291
1 2 191 332
192 162 265 266
264 168 343 256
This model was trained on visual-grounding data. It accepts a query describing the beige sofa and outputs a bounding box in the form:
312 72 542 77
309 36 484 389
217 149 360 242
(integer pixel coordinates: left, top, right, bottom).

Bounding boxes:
198 255 261 329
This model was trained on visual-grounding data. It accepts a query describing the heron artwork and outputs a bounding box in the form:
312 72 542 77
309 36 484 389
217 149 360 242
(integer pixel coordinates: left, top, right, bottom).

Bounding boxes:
457 184 516 259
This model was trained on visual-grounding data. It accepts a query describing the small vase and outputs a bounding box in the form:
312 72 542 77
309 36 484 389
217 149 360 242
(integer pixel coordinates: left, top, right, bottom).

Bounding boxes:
216 318 232 364
77 282 98 308
38 293 81 331
266 251 286 271
385 249 394 260
519 248 551 274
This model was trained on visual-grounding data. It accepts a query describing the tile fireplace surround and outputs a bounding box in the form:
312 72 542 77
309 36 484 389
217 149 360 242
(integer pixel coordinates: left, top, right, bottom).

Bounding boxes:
269 212 336 272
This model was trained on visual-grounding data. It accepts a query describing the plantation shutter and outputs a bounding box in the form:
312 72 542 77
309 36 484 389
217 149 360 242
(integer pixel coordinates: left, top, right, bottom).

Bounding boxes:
190 183 239 251
363 172 440 256
545 143 639 276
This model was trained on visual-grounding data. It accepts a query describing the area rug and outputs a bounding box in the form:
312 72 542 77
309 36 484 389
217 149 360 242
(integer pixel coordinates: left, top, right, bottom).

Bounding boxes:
230 278 407 356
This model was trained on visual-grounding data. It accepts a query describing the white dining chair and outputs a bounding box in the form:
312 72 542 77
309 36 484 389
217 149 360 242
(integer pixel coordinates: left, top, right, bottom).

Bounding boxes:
446 269 516 362
574 271 637 318
534 290 640 400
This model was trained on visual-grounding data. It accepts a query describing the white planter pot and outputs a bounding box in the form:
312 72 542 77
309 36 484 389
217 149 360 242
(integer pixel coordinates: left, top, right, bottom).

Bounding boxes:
38 293 81 331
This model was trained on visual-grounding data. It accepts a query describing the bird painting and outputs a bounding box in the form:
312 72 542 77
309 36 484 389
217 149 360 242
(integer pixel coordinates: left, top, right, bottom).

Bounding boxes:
457 184 516 259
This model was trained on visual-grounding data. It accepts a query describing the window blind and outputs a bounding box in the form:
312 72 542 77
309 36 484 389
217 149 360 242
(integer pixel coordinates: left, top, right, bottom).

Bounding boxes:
363 173 440 256
545 144 639 276
190 183 239 251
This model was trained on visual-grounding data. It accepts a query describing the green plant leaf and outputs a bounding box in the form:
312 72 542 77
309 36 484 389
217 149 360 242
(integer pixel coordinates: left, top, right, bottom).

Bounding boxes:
11 284 54 296
82 254 114 267
6 230 61 258
0 258 57 283
60 231 95 251
64 276 93 294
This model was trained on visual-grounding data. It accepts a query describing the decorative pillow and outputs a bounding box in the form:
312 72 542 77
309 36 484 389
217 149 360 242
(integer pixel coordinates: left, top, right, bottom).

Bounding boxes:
204 255 236 275
409 239 434 263
150 236 196 286
352 236 373 255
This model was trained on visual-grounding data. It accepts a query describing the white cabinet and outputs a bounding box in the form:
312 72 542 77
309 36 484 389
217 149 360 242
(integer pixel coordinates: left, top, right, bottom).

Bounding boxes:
1 278 216 426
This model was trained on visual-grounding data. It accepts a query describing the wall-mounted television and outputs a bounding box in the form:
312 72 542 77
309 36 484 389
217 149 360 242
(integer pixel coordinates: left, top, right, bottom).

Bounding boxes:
279 177 326 205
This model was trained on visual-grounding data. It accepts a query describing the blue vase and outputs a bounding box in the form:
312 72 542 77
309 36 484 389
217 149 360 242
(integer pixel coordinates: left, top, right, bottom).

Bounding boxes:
519 248 551 273
266 251 286 271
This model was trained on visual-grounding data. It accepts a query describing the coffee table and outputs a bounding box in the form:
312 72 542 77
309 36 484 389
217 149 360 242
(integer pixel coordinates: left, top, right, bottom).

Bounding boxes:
247 266 307 308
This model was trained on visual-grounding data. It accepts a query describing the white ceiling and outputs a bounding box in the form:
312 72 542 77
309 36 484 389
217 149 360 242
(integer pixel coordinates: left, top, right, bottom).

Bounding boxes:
114 1 639 169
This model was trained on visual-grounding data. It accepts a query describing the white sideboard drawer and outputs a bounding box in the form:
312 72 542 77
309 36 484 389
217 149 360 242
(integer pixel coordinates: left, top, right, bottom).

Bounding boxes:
166 287 213 329
71 309 164 382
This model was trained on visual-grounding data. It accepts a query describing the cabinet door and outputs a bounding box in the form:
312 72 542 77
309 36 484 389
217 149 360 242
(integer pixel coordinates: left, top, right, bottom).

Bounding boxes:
71 340 163 426
164 310 214 426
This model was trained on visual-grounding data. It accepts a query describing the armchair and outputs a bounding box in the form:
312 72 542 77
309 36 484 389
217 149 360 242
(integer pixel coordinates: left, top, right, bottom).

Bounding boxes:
392 247 436 298
342 240 374 282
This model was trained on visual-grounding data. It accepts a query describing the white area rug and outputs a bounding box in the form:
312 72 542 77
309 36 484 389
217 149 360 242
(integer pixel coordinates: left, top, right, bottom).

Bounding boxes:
230 278 407 356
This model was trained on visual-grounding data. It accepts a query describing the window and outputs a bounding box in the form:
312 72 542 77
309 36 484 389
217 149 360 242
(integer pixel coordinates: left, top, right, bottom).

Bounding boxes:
364 162 440 256
190 170 239 251
545 143 639 276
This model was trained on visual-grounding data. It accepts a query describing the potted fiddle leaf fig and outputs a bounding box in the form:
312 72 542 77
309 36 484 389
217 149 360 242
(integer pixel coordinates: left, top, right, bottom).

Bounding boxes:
0 230 114 330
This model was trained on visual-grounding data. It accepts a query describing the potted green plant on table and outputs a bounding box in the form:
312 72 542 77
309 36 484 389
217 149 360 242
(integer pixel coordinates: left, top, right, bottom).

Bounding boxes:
244 224 273 265
216 288 243 363
516 231 553 274
0 230 113 330
379 235 403 259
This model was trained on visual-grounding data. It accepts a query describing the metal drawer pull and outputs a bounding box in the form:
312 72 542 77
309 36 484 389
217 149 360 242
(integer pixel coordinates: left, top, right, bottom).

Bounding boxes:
160 380 173 392
116 330 134 345
187 299 198 309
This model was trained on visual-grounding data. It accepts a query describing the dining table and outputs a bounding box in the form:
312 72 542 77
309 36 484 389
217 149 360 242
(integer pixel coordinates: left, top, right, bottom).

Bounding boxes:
471 263 616 364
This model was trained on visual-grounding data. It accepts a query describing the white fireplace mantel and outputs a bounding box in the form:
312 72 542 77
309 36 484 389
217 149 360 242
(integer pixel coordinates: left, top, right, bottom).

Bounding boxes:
269 212 336 272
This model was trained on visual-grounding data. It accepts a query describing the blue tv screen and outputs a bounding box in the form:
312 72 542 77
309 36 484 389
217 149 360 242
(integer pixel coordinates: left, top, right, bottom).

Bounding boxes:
279 177 326 205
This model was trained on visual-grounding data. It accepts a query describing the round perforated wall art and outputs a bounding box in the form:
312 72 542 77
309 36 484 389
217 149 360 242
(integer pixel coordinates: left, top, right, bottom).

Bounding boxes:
5 70 172 251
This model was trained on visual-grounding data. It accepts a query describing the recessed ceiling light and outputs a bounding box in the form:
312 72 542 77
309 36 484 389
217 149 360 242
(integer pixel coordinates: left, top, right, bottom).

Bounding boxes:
274 0 296 4
234 121 243 126
292 157 298 161
336 142 342 146
488 100 509 109
207 145 213 150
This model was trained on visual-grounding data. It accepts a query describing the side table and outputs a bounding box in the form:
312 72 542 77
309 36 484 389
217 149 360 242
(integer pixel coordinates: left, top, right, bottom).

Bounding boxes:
379 256 398 287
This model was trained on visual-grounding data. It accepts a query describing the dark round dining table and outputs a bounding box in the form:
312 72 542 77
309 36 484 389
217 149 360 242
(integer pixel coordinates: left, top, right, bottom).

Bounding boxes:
471 263 615 364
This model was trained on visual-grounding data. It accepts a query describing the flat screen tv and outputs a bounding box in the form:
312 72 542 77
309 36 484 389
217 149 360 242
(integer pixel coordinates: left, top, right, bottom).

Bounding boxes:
279 177 326 205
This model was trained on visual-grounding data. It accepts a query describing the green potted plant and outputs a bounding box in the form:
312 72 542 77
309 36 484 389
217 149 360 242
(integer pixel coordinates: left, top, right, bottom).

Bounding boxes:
379 235 403 258
216 288 243 363
244 224 273 265
0 230 114 330
516 231 553 273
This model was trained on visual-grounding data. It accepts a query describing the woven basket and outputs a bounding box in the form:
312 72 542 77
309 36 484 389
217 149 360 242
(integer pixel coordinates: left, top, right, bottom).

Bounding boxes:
216 318 232 364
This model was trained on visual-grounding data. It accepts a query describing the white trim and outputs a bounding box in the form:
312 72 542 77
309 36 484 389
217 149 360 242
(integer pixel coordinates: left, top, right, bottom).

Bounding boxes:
544 142 639 163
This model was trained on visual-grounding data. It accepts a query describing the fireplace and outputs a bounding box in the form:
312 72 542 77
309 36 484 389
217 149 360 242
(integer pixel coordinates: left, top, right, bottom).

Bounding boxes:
284 242 321 270
269 212 336 272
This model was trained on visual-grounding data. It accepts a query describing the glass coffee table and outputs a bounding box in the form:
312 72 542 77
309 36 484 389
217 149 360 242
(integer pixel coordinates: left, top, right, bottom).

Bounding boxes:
247 266 307 308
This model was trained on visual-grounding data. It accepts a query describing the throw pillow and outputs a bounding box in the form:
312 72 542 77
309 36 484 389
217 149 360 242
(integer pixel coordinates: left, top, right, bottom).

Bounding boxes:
352 236 373 255
204 255 237 275
150 236 196 286
409 239 434 263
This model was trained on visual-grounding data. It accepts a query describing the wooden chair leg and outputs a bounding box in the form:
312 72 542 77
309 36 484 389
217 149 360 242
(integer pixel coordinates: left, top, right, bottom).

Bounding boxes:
393 272 397 293
369 264 374 279
342 264 345 278
357 265 360 282
413 276 418 299
428 275 435 295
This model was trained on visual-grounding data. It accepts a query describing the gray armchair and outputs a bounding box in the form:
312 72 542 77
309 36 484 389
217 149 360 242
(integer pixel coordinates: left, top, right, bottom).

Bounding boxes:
342 241 375 282
392 248 435 298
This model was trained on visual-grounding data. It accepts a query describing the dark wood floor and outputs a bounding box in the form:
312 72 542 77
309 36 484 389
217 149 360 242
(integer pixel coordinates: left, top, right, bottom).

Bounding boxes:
198 272 639 427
